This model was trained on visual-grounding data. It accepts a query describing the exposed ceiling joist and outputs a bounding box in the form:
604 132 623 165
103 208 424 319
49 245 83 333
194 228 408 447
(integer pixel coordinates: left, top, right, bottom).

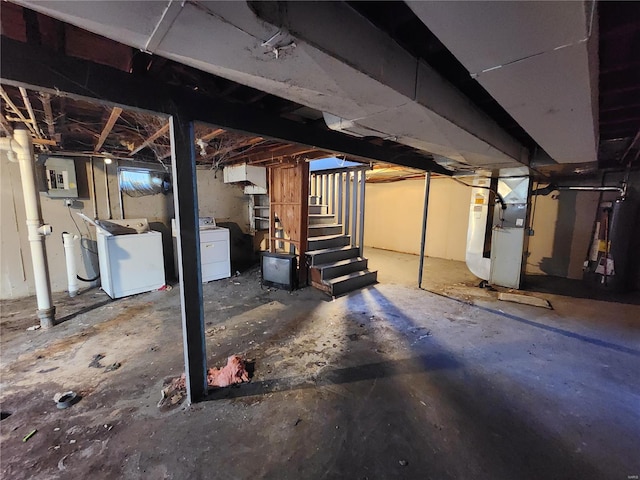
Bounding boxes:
0 85 36 136
198 128 225 143
39 92 56 138
129 122 169 156
0 113 13 135
201 136 264 162
94 106 122 152
0 37 449 174
32 138 57 146
227 142 294 160
18 87 43 139
232 145 329 164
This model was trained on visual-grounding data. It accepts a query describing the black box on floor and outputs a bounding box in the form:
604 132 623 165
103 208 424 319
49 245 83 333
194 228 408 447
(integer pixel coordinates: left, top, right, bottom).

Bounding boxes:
261 253 297 291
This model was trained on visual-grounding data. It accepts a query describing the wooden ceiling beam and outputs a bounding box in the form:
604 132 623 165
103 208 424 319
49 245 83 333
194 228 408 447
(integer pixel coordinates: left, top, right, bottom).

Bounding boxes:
94 106 122 152
0 113 13 135
233 145 325 164
39 93 56 138
128 122 169 156
32 138 58 146
198 128 225 142
201 136 264 162
19 87 43 139
226 142 292 161
0 86 37 136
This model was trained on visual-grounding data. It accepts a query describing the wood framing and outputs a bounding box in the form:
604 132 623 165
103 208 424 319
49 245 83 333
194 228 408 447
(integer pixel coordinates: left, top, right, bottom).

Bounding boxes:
1 37 449 174
94 106 122 152
268 160 310 285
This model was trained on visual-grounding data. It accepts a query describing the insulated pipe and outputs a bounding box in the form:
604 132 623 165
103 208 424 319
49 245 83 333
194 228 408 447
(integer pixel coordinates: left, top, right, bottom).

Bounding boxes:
2 126 55 327
62 232 80 297
532 184 624 196
418 172 431 289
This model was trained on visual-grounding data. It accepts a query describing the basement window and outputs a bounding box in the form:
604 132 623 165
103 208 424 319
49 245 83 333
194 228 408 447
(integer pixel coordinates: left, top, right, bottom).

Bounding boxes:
118 168 172 197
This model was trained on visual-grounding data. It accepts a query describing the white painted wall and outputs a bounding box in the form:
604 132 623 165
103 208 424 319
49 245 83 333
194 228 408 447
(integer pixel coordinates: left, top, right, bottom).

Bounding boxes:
363 173 640 284
1 152 99 298
0 155 248 299
364 177 471 261
196 167 249 232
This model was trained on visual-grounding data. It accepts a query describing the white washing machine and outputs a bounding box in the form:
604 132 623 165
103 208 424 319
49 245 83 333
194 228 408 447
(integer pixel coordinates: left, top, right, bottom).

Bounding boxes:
96 218 165 299
172 217 231 282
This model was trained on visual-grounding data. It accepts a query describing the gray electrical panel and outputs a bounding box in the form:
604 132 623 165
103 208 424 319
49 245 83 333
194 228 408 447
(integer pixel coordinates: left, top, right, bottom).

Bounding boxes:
44 157 78 198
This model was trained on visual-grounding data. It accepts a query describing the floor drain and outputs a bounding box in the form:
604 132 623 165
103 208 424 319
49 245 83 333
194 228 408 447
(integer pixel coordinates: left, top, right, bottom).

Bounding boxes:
1 411 12 420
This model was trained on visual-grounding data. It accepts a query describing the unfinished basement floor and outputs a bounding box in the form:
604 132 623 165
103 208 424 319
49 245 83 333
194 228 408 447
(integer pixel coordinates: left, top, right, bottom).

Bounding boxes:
1 248 639 479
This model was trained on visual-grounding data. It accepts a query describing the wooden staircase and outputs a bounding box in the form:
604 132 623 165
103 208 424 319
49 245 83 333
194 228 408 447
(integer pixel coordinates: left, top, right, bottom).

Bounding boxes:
306 196 377 296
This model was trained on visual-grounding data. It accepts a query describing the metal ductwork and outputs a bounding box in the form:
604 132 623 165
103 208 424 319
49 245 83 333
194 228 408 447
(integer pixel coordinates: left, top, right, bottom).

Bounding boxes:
16 0 529 170
407 1 599 164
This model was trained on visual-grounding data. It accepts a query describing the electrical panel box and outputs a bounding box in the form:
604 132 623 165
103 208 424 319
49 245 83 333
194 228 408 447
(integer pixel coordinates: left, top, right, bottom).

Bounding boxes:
44 157 78 198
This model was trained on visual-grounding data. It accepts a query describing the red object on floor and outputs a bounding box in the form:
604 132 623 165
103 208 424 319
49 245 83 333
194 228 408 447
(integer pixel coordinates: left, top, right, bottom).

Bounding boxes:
207 355 249 387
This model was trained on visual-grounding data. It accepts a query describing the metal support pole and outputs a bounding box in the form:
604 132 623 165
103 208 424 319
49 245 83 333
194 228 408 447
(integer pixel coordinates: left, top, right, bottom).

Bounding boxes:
170 114 207 404
351 171 358 246
418 172 431 289
358 169 366 256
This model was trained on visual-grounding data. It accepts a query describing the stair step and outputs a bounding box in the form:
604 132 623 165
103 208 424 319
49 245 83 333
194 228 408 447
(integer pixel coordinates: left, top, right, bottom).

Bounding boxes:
306 246 359 265
308 224 342 237
325 270 378 297
309 214 336 225
309 204 327 215
309 195 321 205
310 257 368 283
307 234 351 251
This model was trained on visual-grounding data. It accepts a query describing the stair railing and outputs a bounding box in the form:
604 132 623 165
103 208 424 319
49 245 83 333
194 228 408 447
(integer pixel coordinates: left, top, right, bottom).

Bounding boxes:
310 166 369 256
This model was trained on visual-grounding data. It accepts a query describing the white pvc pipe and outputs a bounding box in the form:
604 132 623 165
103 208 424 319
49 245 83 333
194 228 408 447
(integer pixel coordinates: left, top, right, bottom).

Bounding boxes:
2 126 56 327
62 232 80 297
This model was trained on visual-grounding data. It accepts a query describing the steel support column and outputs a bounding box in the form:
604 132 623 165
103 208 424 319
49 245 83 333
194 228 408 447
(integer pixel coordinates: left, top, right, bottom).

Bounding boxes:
170 114 207 404
418 172 432 289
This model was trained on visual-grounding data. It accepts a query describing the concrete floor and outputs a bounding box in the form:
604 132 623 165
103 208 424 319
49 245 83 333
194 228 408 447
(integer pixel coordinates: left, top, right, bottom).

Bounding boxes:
1 248 639 479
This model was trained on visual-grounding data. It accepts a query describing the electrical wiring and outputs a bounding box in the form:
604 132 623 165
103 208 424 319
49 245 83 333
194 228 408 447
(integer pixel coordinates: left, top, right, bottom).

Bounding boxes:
451 177 507 211
68 206 98 255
